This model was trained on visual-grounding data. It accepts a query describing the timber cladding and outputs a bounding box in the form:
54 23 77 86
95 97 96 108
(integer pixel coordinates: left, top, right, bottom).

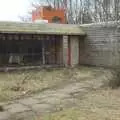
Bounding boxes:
80 22 120 67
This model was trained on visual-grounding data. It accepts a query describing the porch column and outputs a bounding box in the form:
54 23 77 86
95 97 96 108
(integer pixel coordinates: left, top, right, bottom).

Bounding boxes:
63 35 69 67
70 36 79 67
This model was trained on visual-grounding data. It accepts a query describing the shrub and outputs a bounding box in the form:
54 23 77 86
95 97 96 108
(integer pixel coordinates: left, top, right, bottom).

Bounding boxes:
109 69 120 89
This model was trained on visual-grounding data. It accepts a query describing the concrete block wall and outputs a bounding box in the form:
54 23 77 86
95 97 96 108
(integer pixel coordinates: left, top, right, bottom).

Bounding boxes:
80 22 120 68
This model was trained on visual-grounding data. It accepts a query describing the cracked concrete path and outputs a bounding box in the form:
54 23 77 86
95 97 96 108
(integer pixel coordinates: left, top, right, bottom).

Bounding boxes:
0 73 109 120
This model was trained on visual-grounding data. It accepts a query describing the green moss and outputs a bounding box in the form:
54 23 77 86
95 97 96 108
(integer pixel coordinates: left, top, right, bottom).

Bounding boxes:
0 21 85 35
42 108 104 120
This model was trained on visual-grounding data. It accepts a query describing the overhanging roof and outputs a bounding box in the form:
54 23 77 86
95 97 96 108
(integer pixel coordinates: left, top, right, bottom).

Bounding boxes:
0 21 85 35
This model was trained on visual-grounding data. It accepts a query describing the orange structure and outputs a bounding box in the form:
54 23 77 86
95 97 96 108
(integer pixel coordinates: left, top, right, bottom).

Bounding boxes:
32 6 66 24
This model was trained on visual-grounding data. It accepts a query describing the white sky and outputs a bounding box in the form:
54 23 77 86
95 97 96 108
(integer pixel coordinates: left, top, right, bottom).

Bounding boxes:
0 0 32 21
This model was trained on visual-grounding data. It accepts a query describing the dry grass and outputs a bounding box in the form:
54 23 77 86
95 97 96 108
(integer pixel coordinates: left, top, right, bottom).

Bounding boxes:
0 66 103 102
0 68 68 102
42 88 120 120
0 66 120 120
0 66 119 120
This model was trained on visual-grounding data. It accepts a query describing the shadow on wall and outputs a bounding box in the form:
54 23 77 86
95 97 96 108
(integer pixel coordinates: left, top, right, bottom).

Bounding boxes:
52 16 62 23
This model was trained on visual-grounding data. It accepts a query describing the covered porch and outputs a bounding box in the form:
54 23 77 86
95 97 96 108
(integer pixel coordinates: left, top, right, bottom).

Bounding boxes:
0 33 63 66
0 22 86 68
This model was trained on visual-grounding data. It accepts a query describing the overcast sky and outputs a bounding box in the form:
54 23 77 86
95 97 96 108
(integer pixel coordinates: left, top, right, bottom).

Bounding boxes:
0 0 32 21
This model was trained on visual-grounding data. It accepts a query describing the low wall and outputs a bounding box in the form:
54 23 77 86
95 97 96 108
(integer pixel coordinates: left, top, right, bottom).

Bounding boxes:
80 22 120 68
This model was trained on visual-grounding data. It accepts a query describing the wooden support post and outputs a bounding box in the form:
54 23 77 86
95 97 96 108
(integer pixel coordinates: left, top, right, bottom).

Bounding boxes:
63 35 69 67
42 40 45 65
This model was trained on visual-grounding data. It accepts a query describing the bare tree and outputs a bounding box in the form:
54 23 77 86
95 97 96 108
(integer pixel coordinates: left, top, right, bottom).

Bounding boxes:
20 0 120 24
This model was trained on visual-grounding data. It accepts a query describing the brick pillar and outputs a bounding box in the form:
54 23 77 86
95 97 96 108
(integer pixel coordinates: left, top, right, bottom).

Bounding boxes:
63 35 69 67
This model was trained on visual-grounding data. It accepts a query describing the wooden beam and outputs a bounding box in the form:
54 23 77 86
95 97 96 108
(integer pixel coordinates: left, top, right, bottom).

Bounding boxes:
42 40 45 65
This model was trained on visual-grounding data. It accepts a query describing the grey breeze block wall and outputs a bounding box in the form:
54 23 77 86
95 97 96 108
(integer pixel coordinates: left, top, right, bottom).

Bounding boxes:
79 22 120 68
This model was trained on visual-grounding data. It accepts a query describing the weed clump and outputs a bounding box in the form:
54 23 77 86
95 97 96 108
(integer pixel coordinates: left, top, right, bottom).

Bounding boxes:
109 69 120 89
0 105 4 112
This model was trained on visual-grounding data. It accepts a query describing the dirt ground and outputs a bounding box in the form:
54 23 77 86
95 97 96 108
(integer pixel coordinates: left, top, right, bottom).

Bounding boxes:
0 66 120 120
42 88 120 120
0 66 108 102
